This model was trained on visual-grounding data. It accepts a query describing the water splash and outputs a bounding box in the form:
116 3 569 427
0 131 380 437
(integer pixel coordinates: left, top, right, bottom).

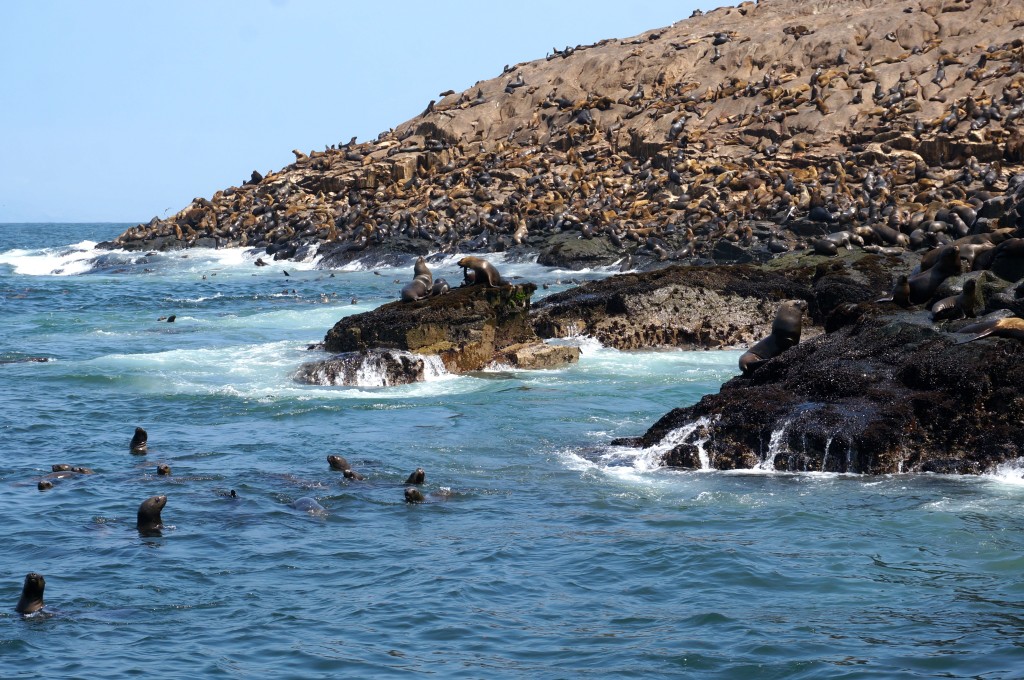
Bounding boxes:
986 458 1024 486
821 436 834 472
757 420 791 471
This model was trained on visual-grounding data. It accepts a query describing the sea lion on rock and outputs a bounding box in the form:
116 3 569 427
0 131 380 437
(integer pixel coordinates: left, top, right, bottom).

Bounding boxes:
400 257 433 302
457 256 506 287
130 427 148 454
137 495 167 534
430 278 450 296
405 468 426 484
327 455 350 471
908 245 961 305
16 573 45 614
955 316 1024 343
930 279 982 321
877 275 911 307
739 300 807 375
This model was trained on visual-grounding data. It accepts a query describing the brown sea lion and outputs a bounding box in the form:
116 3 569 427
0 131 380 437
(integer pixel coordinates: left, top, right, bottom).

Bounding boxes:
405 468 426 484
457 256 505 287
400 257 433 302
15 572 45 614
908 245 960 305
877 274 911 307
739 300 808 375
327 455 350 471
156 464 171 476
955 316 1024 343
343 468 365 481
930 279 982 321
430 278 450 296
130 427 148 454
404 487 425 503
37 481 53 491
137 495 167 534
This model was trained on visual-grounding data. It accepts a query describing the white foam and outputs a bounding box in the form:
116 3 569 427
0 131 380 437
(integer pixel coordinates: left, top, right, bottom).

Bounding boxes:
985 458 1024 486
0 241 105 276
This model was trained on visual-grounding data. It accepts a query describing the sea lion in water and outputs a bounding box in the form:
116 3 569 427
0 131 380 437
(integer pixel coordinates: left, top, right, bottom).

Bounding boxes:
156 464 171 476
130 427 148 454
343 469 365 481
405 468 426 484
290 497 327 516
457 256 505 287
955 316 1024 343
400 257 433 302
16 572 45 614
37 480 53 491
327 455 351 471
739 300 808 375
137 495 167 534
404 487 425 503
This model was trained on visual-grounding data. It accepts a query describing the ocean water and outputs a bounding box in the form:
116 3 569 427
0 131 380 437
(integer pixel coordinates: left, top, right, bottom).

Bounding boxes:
2 223 1024 679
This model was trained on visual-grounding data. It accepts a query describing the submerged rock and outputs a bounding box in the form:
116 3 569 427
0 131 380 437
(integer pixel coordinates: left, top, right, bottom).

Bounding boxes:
294 350 434 387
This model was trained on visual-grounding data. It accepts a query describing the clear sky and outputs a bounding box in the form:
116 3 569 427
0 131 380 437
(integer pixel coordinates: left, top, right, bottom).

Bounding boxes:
1 0 714 223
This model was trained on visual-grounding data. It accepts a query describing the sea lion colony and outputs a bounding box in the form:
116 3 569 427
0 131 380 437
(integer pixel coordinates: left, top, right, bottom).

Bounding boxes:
100 0 1024 275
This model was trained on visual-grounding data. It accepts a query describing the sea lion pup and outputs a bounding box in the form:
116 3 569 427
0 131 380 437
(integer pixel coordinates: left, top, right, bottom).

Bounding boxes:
738 300 808 375
430 278 450 296
955 316 1024 344
327 455 350 471
930 279 982 321
457 256 506 287
877 275 911 307
130 427 148 454
137 495 167 534
404 487 425 503
405 468 426 484
811 238 838 256
16 573 45 614
400 257 433 302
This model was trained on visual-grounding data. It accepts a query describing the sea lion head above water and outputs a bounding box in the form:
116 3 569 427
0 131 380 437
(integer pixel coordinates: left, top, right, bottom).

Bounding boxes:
405 468 426 484
327 455 350 471
16 572 46 614
130 427 148 455
137 495 167 534
404 487 425 503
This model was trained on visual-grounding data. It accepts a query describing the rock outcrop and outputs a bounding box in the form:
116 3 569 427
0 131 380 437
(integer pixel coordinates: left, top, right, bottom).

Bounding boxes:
615 309 1024 474
301 283 579 383
99 0 1024 271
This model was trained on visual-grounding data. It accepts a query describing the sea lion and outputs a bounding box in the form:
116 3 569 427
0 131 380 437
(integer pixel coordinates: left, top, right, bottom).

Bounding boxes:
908 245 961 305
327 455 350 471
405 468 426 484
130 427 148 454
290 497 327 516
404 487 425 503
457 256 505 287
877 274 911 307
739 300 808 375
400 257 433 302
955 316 1024 343
137 495 167 534
430 278 450 296
343 469 365 481
156 464 171 476
930 279 982 321
811 238 838 256
16 573 45 614
51 464 73 472
37 481 53 491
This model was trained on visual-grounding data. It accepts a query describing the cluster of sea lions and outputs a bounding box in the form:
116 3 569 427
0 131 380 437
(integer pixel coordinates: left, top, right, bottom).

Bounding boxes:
399 256 507 300
15 428 442 616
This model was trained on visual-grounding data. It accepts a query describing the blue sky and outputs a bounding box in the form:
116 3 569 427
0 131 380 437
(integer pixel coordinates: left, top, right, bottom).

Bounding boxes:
1 1 713 222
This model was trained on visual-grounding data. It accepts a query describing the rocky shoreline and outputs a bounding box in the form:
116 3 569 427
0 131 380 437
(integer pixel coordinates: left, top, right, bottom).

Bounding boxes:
98 0 1024 473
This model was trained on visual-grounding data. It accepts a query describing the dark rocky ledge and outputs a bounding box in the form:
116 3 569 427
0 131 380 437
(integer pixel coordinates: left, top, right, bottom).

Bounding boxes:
298 284 580 385
616 309 1024 474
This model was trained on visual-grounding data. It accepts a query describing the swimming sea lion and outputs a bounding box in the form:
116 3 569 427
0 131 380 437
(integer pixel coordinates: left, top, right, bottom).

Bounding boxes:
955 316 1024 343
137 495 167 534
404 487 425 503
156 464 171 476
405 468 425 484
400 257 433 302
457 256 505 287
51 464 73 472
130 427 148 454
290 497 327 516
343 469 365 480
327 455 350 471
739 300 808 375
16 573 45 614
37 481 53 491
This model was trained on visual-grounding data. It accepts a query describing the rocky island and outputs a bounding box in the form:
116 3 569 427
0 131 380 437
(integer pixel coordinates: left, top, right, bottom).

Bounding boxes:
101 0 1024 473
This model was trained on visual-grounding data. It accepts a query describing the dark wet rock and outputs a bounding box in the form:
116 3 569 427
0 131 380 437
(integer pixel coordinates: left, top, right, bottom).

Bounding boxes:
536 233 623 269
628 311 1024 474
294 350 428 387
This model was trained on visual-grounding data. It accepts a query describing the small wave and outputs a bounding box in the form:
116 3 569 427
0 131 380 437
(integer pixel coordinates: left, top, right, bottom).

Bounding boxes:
985 458 1024 486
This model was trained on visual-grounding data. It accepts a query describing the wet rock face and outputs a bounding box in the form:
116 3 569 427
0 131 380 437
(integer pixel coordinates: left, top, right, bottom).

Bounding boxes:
322 283 574 373
294 350 428 387
634 311 1024 474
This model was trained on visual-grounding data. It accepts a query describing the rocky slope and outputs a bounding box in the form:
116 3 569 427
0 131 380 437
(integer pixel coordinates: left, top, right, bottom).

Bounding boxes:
99 0 1024 271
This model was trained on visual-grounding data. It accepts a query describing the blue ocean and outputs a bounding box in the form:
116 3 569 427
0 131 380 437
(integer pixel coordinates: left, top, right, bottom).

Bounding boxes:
2 223 1024 678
